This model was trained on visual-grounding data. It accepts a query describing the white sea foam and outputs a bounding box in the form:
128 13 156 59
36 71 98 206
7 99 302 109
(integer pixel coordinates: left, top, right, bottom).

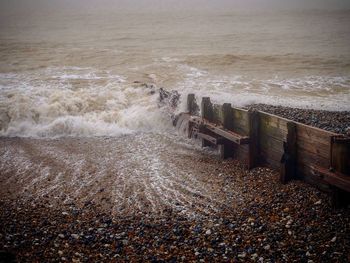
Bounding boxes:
0 67 172 137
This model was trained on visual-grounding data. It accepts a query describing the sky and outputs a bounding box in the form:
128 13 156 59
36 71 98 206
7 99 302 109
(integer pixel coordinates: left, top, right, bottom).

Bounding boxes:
1 0 350 15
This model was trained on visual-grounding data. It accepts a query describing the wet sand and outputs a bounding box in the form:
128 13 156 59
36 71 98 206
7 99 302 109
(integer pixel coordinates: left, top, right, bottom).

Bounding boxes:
1 134 349 262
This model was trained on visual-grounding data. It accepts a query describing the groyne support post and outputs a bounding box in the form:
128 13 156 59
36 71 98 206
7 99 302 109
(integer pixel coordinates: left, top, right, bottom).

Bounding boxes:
280 122 297 184
219 103 234 159
248 110 259 169
201 97 214 147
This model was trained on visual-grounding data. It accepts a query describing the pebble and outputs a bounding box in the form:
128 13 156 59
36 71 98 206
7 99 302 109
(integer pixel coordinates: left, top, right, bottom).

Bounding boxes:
71 234 79 239
264 245 271 250
205 229 212 235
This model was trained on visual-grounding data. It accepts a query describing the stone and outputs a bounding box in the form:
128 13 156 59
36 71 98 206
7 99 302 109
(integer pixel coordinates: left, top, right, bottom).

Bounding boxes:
205 229 212 235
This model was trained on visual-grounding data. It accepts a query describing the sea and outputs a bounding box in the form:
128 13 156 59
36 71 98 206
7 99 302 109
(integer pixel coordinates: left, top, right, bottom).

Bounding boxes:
0 7 349 137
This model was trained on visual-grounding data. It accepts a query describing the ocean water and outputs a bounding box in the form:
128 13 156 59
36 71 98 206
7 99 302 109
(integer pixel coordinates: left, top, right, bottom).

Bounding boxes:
1 8 350 137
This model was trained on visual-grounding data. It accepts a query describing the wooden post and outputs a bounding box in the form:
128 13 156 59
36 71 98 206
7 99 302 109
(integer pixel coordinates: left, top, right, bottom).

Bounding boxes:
187 94 198 115
248 110 259 169
331 136 350 208
220 103 234 159
201 97 213 147
280 121 297 183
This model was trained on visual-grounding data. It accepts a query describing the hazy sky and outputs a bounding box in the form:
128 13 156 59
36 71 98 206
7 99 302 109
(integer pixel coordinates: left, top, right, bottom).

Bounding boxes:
1 0 350 14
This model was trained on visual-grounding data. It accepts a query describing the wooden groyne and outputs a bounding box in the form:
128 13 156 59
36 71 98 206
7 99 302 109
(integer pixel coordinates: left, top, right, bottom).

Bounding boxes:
176 94 350 208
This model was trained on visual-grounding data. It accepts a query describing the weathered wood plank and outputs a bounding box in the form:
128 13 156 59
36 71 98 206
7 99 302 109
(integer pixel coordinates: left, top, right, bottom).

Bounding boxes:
259 116 287 141
260 134 284 155
232 108 249 134
297 137 330 160
296 123 335 145
297 150 329 168
196 132 223 145
248 110 259 169
220 103 235 159
310 165 350 192
330 135 350 208
260 148 283 169
280 122 297 184
201 97 213 147
190 116 250 145
213 104 223 125
259 112 288 133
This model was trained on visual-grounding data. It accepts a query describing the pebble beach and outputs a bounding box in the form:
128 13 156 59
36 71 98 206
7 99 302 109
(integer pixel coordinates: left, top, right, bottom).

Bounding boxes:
1 127 350 262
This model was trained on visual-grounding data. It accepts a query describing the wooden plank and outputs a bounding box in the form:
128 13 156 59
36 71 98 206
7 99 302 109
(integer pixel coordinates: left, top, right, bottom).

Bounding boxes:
299 165 332 192
205 124 250 145
310 165 350 192
259 116 287 141
212 104 223 125
187 94 199 115
190 116 250 145
260 148 283 169
280 122 297 184
196 132 223 146
297 150 329 168
259 112 288 133
232 108 249 134
220 103 234 159
248 110 259 169
260 134 284 155
297 137 330 160
296 123 335 145
330 135 350 208
235 145 249 166
331 135 350 175
201 97 213 147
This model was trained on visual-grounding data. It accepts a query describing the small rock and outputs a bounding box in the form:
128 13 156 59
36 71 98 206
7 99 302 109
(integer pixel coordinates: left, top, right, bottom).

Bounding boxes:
264 244 271 250
331 237 337 242
205 229 212 235
58 234 65 239
71 234 79 239
238 252 246 258
314 200 322 205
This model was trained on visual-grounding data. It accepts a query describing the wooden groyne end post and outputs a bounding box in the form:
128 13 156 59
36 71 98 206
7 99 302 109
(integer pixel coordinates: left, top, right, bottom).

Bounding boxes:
187 93 198 115
219 103 234 159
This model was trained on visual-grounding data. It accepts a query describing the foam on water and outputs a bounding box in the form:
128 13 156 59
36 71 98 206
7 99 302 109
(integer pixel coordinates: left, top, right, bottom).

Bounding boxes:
0 67 172 137
1 61 349 138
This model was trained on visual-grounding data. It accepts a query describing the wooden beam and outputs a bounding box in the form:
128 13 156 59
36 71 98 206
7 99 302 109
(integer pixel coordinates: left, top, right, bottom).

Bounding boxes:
187 93 198 115
248 110 259 169
311 165 350 192
330 135 350 208
205 124 249 145
190 116 249 145
196 132 223 145
200 97 213 147
220 103 234 159
280 121 297 184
